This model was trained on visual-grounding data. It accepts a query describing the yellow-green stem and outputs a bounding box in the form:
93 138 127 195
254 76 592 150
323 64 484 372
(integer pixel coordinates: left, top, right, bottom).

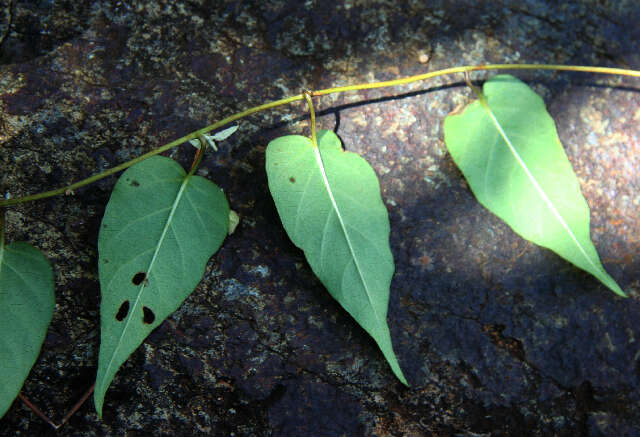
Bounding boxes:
312 63 640 96
0 94 303 207
1 63 639 207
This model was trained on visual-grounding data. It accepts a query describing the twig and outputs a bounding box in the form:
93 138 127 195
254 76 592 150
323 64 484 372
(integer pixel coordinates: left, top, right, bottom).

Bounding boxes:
18 393 60 430
60 384 95 426
18 383 96 430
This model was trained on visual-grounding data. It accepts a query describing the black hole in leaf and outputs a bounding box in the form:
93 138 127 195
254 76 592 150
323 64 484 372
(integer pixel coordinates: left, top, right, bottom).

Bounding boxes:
142 306 155 324
130 180 140 187
132 272 146 285
289 176 295 183
115 300 130 321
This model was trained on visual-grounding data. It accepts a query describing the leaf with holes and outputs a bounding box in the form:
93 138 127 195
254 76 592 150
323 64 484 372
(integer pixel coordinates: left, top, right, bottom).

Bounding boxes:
443 74 625 296
265 130 407 385
0 242 54 418
95 156 229 416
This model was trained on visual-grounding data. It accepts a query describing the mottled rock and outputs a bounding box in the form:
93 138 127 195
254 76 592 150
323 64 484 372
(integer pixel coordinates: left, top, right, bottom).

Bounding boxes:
1 0 639 435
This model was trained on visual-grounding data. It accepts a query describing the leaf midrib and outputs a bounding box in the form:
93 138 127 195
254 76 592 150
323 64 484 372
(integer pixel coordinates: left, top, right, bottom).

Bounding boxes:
312 146 385 329
481 101 602 276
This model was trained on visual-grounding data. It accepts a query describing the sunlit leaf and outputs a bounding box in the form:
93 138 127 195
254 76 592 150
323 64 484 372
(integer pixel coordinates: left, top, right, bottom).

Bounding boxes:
443 74 625 296
95 156 230 416
0 242 54 418
266 130 408 385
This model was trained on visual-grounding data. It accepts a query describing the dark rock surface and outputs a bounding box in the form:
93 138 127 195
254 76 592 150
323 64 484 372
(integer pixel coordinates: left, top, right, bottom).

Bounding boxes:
1 0 639 435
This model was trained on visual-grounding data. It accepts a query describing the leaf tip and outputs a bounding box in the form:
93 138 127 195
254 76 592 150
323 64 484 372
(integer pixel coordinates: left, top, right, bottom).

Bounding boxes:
93 388 104 419
599 272 627 298
381 347 409 387
397 372 410 387
611 285 627 298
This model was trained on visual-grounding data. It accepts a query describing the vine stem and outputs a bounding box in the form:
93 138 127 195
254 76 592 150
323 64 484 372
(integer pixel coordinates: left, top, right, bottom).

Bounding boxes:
311 63 640 96
0 94 302 207
1 63 639 207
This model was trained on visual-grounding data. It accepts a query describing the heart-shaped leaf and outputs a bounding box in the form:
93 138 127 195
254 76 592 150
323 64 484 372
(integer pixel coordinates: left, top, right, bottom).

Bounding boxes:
95 156 230 416
266 130 407 385
443 74 625 296
0 242 54 418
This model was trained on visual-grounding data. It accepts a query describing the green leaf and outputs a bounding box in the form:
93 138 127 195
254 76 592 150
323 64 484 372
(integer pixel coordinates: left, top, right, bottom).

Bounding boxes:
0 242 54 418
443 74 625 297
95 156 230 416
266 130 407 385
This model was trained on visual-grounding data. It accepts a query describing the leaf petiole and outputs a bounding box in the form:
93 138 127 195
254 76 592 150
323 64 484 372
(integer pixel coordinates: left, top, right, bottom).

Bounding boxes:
463 70 485 104
188 134 209 174
303 90 318 147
